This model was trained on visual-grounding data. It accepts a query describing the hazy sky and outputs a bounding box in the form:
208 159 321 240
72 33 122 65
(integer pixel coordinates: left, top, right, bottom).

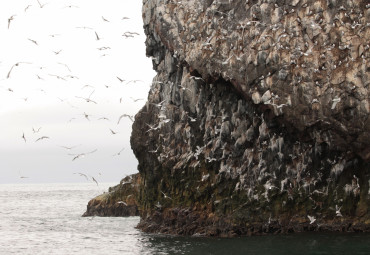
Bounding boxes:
0 0 156 184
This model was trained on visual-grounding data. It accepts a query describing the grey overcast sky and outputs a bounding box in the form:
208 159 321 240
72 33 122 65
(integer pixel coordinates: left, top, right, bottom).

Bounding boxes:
0 0 156 184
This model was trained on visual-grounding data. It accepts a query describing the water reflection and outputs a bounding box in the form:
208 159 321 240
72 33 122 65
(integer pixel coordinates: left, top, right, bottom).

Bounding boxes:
144 232 370 255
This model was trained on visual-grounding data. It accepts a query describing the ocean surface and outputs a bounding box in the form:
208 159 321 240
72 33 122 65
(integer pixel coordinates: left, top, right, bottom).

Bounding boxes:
1 183 369 255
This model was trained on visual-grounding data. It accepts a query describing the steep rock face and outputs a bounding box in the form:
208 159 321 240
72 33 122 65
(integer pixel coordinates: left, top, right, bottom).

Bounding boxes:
82 174 141 217
131 0 370 236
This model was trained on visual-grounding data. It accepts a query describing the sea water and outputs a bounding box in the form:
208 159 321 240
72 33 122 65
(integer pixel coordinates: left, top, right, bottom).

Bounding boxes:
1 183 369 255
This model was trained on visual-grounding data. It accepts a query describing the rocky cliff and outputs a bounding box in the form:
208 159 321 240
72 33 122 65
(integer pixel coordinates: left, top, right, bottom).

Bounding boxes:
83 174 141 217
85 0 370 236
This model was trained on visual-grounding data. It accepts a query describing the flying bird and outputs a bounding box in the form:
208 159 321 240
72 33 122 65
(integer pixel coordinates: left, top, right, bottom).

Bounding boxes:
35 136 49 142
8 15 16 29
126 80 144 85
69 149 97 161
130 97 144 102
59 144 81 150
307 215 316 224
81 84 95 90
97 46 110 50
19 170 29 179
188 116 197 122
94 31 100 40
28 38 38 45
113 147 125 156
116 76 125 83
83 112 90 121
76 26 93 30
32 127 42 133
73 172 88 181
24 5 32 12
57 62 71 72
22 132 26 143
7 62 31 79
63 5 79 8
48 74 66 81
117 114 134 124
109 128 118 135
36 0 48 8
336 205 343 217
76 90 97 104
102 16 109 22
161 191 172 200
91 176 98 186
53 49 62 55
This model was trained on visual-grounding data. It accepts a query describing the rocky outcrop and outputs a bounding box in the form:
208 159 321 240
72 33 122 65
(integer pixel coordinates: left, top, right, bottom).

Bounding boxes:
130 0 370 236
82 174 141 217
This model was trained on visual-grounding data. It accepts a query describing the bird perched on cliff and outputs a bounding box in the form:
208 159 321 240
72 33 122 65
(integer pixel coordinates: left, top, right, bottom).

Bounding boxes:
117 201 127 205
178 84 192 92
155 201 162 209
150 99 166 108
331 97 341 109
307 215 316 224
190 75 204 82
145 123 160 133
188 116 197 122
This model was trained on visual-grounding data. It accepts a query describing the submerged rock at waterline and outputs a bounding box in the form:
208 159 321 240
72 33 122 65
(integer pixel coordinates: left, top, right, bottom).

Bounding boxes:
82 174 141 217
130 0 370 236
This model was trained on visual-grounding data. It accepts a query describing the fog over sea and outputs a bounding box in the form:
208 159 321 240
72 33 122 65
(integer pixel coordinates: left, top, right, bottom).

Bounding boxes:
1 183 369 255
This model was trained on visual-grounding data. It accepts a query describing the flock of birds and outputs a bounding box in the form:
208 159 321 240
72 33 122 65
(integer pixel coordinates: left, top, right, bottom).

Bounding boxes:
2 0 152 184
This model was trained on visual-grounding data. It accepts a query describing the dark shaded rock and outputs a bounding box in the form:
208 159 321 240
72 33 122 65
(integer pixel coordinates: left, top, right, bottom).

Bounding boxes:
129 0 370 236
82 174 141 217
